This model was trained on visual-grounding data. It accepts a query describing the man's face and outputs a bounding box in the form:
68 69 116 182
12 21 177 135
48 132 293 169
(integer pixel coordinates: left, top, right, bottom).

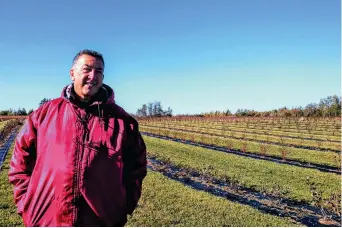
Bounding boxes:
70 54 104 102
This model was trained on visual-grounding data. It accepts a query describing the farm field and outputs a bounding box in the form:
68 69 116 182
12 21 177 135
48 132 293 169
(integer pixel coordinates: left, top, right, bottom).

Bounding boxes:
1 0 341 227
140 126 340 168
140 122 341 151
0 120 9 131
0 144 297 227
0 116 340 226
137 117 341 226
138 117 341 170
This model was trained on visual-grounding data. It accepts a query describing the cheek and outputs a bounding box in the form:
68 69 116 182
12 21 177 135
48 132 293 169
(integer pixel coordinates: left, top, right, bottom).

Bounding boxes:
97 76 104 83
76 76 87 86
77 80 85 89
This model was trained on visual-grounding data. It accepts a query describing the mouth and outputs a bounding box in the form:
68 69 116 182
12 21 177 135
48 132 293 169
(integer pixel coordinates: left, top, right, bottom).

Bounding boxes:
85 82 98 87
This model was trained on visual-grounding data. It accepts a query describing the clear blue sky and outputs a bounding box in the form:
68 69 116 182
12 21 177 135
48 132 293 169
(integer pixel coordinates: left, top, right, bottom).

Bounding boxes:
0 0 340 115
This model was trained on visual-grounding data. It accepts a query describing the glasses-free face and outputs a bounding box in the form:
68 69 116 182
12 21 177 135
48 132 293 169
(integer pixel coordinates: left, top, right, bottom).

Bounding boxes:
70 54 104 102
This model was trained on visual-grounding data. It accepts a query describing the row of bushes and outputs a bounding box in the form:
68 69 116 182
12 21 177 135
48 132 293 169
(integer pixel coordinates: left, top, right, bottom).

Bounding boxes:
0 119 23 143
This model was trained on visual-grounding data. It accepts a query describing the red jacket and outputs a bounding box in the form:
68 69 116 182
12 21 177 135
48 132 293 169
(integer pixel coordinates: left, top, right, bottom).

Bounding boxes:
8 84 147 226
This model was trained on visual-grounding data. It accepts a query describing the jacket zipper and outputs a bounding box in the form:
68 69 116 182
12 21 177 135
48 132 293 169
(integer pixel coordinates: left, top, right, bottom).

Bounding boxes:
72 118 88 225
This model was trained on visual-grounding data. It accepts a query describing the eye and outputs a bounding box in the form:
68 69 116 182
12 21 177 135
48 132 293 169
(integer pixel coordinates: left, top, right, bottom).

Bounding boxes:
83 68 91 73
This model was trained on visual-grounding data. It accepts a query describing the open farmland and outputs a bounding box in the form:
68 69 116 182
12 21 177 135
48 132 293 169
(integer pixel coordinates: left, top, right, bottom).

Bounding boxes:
0 120 9 131
0 116 340 226
137 116 341 226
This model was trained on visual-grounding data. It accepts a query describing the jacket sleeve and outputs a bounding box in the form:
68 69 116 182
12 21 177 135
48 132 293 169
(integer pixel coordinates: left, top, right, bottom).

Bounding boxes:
8 111 39 216
123 119 147 215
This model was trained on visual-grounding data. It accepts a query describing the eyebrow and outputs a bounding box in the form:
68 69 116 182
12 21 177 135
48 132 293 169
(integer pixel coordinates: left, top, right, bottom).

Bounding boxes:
83 64 103 71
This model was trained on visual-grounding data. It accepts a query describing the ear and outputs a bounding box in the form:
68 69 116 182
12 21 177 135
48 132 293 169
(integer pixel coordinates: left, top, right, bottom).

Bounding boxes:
70 68 75 82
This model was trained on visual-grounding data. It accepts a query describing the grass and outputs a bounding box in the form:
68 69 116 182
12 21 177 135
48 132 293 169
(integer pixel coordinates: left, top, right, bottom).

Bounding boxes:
142 123 340 150
0 143 23 227
143 136 341 205
142 120 341 139
140 126 341 168
0 139 297 227
143 120 340 142
126 171 297 227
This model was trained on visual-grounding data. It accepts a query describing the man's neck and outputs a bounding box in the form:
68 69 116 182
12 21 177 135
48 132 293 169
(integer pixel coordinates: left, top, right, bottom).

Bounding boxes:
76 94 91 103
70 87 93 108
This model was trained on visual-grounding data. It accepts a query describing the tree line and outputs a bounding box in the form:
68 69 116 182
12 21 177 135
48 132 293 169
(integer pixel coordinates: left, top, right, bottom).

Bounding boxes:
0 108 32 116
191 95 341 118
0 98 51 116
1 95 340 118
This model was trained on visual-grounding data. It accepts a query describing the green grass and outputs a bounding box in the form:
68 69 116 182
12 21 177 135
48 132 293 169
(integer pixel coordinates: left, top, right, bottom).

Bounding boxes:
0 139 297 227
145 120 340 140
142 120 341 139
143 136 341 204
203 120 340 131
141 126 341 168
0 143 23 227
126 171 297 227
142 123 340 150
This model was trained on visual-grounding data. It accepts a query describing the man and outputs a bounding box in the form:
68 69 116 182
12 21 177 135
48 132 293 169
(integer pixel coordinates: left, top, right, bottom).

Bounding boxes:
8 49 147 226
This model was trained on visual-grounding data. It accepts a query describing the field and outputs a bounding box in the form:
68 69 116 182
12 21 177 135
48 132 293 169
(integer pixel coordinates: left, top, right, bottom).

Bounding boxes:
0 116 341 226
0 121 9 131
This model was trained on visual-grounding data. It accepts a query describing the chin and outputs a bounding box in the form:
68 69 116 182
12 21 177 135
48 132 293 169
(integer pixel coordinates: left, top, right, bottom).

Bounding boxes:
83 89 99 96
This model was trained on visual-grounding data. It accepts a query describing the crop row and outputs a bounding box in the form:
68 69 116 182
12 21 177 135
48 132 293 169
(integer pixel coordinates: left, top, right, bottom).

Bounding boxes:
143 121 341 142
140 116 341 127
140 116 340 126
143 136 341 214
0 119 23 145
143 132 339 174
140 126 341 169
141 119 340 137
147 157 340 226
141 124 340 152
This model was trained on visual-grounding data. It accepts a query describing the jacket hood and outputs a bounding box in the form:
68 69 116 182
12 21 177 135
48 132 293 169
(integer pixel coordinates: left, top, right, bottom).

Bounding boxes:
61 83 115 107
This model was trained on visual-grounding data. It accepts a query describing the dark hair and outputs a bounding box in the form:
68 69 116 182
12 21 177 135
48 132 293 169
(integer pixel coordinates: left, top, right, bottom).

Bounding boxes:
72 49 105 68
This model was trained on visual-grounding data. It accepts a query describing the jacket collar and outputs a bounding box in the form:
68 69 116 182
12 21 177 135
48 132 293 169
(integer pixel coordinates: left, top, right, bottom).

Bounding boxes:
61 83 115 108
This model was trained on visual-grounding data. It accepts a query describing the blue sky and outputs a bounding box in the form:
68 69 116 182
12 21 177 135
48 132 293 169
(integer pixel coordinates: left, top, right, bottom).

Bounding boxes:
0 0 340 115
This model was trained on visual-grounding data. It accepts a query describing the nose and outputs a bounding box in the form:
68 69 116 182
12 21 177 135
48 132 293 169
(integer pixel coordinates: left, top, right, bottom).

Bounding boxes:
88 69 96 80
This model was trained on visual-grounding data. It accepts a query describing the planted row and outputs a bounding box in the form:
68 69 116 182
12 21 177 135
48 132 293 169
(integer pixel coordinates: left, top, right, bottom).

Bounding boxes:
143 136 341 214
141 120 340 138
143 121 341 142
0 119 22 144
141 123 340 151
140 126 341 169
